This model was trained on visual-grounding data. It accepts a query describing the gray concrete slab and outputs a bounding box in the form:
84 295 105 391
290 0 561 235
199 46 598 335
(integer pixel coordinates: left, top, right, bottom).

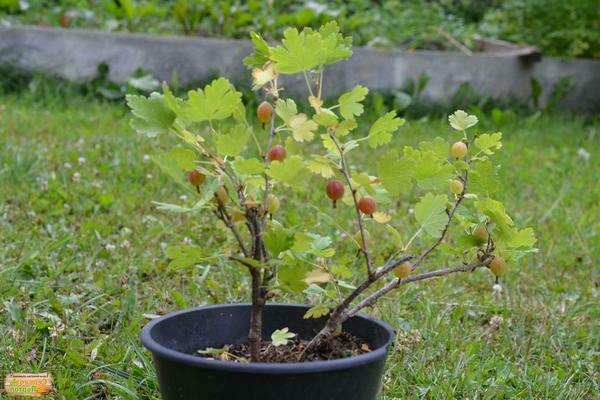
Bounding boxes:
1 25 599 112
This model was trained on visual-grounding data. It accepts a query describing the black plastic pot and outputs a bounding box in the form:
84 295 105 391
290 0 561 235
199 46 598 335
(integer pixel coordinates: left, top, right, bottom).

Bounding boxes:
141 303 395 400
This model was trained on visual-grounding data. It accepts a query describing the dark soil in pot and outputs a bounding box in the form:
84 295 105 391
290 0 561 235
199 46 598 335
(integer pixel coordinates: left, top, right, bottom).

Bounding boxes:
141 303 395 400
200 331 370 363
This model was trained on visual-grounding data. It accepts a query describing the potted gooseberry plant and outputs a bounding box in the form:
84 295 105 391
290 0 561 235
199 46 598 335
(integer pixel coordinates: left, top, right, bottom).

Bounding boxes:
127 22 536 400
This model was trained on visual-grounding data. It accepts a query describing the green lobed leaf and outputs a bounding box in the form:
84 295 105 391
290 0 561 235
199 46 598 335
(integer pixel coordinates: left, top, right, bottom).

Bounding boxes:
385 225 404 248
306 155 336 178
168 148 196 171
338 85 369 120
269 22 352 74
367 111 405 148
243 32 271 69
376 150 414 196
469 160 501 195
165 245 206 269
474 198 514 239
215 123 250 157
271 328 296 347
352 173 376 195
474 132 503 155
278 264 308 292
303 304 330 319
233 158 264 175
126 93 175 137
507 227 537 249
334 119 358 137
162 83 187 122
182 78 242 122
405 148 454 191
419 137 449 160
292 232 335 257
151 151 187 187
263 222 295 255
289 113 318 142
308 233 336 257
313 110 338 127
415 193 449 237
317 21 354 65
266 156 310 189
321 133 338 154
275 98 298 124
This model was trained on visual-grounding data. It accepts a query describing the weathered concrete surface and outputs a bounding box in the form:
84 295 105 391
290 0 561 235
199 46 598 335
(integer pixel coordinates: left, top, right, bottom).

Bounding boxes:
1 25 599 112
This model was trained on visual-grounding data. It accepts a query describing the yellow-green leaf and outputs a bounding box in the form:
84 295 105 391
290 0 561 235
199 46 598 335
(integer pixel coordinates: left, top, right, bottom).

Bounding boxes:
415 193 449 237
303 304 330 319
183 78 242 122
377 150 414 195
338 85 368 119
448 110 478 131
474 132 503 155
289 113 318 142
215 124 250 157
233 158 264 175
126 93 175 137
269 22 352 74
306 155 336 178
368 111 405 148
266 156 309 189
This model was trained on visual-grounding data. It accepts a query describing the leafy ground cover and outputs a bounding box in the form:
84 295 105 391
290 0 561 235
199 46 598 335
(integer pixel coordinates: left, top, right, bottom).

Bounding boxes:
0 91 598 399
1 0 599 59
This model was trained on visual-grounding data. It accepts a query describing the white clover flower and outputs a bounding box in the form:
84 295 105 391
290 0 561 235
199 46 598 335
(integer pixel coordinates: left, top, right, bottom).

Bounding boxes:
493 283 503 300
71 172 81 183
64 162 72 169
577 148 591 161
143 154 150 162
121 240 131 250
78 156 87 165
105 243 116 252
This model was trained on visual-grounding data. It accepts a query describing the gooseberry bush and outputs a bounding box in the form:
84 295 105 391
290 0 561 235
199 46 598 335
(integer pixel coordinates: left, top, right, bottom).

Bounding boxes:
127 22 536 362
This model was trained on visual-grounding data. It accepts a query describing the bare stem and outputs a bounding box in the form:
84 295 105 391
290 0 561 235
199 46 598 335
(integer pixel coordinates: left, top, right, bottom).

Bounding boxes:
248 266 264 361
244 207 269 362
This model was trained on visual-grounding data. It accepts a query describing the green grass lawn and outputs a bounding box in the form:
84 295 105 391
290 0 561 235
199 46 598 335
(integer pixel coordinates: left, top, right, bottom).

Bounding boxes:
0 93 598 399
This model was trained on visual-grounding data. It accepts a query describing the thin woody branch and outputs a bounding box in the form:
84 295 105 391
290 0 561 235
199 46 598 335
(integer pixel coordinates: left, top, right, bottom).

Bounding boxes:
345 259 491 318
328 255 413 320
214 199 249 258
260 98 277 220
300 254 412 359
413 170 469 268
328 130 374 277
301 257 491 359
230 255 258 271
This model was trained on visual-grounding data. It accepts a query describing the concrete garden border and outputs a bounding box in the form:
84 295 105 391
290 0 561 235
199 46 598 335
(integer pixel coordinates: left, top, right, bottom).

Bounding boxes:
1 25 599 112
